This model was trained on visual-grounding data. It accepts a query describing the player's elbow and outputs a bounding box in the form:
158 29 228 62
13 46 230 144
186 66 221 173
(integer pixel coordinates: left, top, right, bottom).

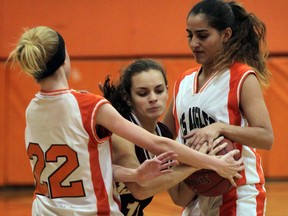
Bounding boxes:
261 128 274 150
264 133 274 150
130 189 150 200
168 184 196 207
170 195 191 207
132 192 148 200
127 184 151 200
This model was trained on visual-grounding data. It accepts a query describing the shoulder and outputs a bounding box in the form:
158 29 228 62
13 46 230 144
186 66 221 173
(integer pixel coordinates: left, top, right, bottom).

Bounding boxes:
227 62 257 88
230 62 255 77
71 90 109 106
174 66 200 95
176 67 199 83
71 89 104 100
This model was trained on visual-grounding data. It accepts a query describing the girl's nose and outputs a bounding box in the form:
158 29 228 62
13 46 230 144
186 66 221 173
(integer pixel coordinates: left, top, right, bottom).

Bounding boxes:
149 92 158 102
190 37 199 49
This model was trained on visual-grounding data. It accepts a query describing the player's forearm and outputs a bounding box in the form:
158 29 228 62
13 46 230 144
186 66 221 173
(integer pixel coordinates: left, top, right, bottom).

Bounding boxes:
126 164 198 200
162 137 225 171
217 122 273 150
112 164 139 182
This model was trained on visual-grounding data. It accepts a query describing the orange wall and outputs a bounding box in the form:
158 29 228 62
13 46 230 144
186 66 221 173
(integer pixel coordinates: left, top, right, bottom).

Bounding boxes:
1 1 288 186
260 57 288 177
1 0 288 58
0 63 5 185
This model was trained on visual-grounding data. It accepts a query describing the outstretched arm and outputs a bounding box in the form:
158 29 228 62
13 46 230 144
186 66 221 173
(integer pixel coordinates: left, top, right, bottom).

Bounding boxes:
111 134 198 199
111 135 230 200
97 103 244 185
112 151 178 184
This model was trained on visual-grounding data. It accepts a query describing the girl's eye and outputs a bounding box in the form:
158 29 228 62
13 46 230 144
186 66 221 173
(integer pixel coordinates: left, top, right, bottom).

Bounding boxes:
186 30 192 39
155 89 165 94
198 34 208 40
136 86 165 97
137 91 148 97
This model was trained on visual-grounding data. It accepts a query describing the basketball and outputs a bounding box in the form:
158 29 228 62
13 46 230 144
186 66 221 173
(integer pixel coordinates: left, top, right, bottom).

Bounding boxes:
184 138 240 196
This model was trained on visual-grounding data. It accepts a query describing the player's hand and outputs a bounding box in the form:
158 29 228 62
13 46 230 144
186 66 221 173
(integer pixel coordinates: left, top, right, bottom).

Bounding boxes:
216 150 244 187
136 151 178 186
207 136 231 156
196 136 226 154
182 123 223 150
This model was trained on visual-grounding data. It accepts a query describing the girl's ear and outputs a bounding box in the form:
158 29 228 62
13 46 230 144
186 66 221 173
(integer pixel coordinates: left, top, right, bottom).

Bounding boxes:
126 100 132 107
223 27 232 43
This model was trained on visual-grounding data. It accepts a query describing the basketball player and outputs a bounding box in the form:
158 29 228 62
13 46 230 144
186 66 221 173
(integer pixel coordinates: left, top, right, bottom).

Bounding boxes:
163 0 274 215
7 26 243 215
102 59 230 215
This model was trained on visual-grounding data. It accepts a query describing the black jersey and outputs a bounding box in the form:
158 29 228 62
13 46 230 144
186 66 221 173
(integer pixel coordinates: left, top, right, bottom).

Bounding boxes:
115 113 173 216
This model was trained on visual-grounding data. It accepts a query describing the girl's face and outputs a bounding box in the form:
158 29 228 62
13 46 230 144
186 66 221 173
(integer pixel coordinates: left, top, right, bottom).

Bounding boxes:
130 69 168 123
186 13 227 70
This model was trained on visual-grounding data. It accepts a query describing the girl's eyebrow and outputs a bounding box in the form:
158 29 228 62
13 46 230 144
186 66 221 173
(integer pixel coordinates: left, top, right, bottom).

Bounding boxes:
196 29 208 33
186 28 208 33
135 84 164 90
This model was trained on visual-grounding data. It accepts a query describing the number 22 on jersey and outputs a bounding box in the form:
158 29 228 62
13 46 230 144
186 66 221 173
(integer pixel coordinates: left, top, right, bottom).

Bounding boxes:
27 143 85 198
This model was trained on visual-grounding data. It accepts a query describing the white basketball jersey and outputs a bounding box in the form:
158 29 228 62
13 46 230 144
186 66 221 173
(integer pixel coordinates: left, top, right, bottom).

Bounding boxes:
26 89 123 216
173 62 266 216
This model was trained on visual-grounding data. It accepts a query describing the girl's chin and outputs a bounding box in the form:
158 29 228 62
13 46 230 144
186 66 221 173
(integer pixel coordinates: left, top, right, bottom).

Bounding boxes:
194 57 205 65
145 113 163 120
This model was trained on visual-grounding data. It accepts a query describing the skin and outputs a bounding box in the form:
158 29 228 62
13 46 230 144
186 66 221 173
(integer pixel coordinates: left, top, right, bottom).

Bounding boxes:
129 69 168 134
163 13 273 206
112 151 178 184
186 13 232 90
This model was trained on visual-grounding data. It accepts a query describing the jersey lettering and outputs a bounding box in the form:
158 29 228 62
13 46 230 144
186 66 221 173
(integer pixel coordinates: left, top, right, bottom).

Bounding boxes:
27 143 85 198
180 107 216 143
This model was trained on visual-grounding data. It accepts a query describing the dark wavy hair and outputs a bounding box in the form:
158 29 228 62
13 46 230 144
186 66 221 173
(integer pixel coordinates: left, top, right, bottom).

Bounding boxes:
188 0 270 87
102 58 167 117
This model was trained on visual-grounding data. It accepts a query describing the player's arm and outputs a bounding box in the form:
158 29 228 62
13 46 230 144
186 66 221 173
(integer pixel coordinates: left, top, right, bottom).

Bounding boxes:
97 103 243 185
232 74 273 149
167 182 197 207
112 136 228 200
112 135 177 184
111 134 198 199
112 157 177 184
182 74 274 150
127 164 198 200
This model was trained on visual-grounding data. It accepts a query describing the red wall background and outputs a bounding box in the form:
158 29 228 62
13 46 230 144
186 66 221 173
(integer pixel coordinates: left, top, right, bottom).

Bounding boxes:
0 0 287 186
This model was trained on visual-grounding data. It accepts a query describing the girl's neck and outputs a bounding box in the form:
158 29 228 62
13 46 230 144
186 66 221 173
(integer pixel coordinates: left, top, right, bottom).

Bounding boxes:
201 65 217 76
131 112 158 134
39 70 69 91
141 121 158 134
197 66 218 91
